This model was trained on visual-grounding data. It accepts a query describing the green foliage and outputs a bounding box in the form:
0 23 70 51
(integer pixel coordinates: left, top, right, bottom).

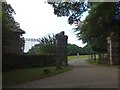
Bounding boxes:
83 44 93 54
68 44 90 55
74 2 119 53
29 43 91 55
28 34 56 55
2 2 20 31
48 2 120 54
48 1 89 25
68 44 80 55
2 2 25 53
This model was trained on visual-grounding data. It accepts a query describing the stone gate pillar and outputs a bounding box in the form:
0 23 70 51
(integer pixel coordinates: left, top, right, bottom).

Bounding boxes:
107 32 120 65
55 31 68 66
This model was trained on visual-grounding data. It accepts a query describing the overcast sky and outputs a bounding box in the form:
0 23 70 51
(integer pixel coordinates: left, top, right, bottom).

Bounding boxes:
6 0 88 51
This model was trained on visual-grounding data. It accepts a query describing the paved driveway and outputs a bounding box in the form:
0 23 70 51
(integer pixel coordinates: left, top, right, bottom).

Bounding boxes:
7 58 118 88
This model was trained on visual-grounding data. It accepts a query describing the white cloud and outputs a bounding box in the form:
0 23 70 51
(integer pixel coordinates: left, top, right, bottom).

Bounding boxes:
6 0 87 51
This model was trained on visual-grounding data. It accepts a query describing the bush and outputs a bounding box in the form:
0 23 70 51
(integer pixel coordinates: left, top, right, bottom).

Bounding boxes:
2 54 56 72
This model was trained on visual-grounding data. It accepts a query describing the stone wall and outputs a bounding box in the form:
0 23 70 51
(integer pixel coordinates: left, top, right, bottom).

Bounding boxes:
3 54 56 72
3 30 24 54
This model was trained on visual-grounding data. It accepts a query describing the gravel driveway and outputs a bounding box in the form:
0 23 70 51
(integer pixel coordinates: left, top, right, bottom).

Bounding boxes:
6 58 118 88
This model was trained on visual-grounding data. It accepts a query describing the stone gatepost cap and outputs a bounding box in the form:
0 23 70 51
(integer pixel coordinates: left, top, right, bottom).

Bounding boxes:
60 31 65 35
55 31 68 39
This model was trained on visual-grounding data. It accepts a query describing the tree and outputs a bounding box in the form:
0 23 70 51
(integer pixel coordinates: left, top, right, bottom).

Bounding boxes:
83 44 92 54
68 44 80 55
28 34 56 55
74 2 120 63
48 2 120 63
2 2 20 31
48 1 89 25
68 44 90 55
2 2 25 54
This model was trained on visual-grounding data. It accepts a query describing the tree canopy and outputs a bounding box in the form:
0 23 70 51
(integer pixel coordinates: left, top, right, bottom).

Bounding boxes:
68 44 90 55
2 2 20 31
48 2 120 54
74 2 120 53
28 34 56 55
2 2 25 53
48 1 89 25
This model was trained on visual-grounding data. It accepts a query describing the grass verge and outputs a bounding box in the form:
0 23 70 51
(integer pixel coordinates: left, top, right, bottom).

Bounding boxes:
3 66 72 87
86 58 119 67
86 58 110 66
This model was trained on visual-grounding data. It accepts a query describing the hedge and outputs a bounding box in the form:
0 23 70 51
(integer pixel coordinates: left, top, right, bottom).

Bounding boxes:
2 54 56 72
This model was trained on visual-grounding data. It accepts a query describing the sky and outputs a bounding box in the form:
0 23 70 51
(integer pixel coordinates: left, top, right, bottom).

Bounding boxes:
6 0 88 52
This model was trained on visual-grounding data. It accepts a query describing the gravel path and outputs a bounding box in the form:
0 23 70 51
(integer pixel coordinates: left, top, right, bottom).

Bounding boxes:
7 58 118 88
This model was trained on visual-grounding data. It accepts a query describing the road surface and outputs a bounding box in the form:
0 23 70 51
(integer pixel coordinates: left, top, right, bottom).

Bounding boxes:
6 58 118 88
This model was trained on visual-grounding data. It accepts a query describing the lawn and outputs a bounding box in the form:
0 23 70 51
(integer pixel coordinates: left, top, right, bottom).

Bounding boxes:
68 55 90 61
3 66 72 87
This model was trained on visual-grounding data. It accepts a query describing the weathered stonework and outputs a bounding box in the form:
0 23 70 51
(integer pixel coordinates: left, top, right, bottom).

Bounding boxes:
3 29 25 54
107 32 120 65
55 31 68 66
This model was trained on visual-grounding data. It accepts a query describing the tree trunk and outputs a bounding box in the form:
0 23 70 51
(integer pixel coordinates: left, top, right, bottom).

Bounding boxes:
93 53 96 62
91 53 93 60
98 52 102 63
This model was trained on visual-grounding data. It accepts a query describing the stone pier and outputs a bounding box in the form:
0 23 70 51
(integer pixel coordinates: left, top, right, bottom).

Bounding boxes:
55 31 68 66
107 32 120 65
